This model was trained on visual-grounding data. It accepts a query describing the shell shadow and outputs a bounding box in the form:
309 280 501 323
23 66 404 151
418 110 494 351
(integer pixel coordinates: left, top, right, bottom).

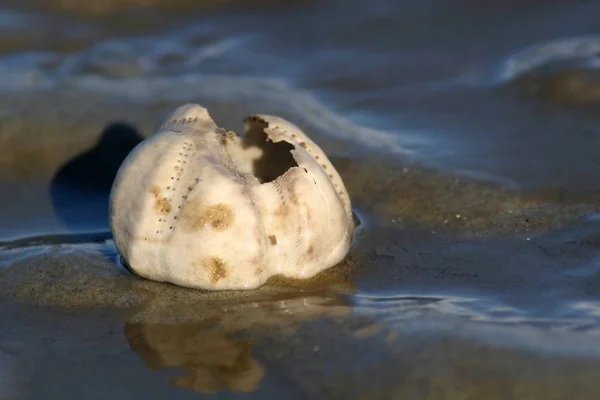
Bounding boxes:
50 122 143 233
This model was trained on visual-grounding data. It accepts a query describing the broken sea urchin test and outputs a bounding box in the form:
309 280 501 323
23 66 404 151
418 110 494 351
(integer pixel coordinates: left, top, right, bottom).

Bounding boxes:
109 104 354 290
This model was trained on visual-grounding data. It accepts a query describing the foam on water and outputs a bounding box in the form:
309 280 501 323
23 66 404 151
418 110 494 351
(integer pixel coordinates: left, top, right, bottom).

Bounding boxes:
72 74 419 154
497 35 600 83
0 24 424 156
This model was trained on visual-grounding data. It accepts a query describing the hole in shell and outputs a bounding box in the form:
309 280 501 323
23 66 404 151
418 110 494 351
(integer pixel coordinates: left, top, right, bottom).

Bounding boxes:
243 119 298 184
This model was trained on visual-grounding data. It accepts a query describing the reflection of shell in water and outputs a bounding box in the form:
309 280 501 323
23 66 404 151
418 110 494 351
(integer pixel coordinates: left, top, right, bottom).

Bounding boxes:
124 291 351 394
125 323 265 394
110 104 354 290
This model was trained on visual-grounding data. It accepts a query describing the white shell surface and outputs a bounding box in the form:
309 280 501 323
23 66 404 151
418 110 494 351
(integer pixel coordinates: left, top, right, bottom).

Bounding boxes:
109 104 354 290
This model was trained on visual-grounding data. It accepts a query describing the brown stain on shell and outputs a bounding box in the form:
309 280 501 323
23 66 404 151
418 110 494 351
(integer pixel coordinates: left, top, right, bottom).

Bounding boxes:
205 204 234 230
272 203 290 217
204 257 229 284
268 235 277 245
155 198 172 215
179 197 235 232
150 185 172 215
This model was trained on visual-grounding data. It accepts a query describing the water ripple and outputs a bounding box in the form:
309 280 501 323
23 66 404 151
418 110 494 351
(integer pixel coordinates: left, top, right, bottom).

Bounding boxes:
352 293 600 337
0 231 112 251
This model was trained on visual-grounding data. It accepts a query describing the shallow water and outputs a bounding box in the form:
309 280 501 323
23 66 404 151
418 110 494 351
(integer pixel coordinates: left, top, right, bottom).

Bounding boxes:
3 0 600 398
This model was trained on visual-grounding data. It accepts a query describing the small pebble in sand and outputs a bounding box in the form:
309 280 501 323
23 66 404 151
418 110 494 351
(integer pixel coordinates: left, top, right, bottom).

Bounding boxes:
109 104 354 290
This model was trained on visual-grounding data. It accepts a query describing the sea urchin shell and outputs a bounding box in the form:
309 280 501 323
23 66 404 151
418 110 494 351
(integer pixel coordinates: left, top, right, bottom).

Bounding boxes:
109 104 354 290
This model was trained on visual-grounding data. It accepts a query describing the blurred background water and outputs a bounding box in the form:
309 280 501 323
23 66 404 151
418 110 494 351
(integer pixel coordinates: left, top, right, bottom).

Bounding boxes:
4 0 600 190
